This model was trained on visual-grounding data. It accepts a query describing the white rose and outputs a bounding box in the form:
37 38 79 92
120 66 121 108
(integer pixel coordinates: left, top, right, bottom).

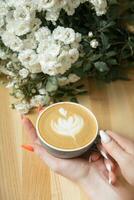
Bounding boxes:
19 68 29 78
68 73 80 83
1 31 23 52
46 10 60 22
53 26 76 44
15 102 30 114
0 49 8 60
7 20 31 36
0 2 8 16
57 51 72 73
89 0 107 16
90 39 99 48
45 42 61 57
35 27 51 42
18 50 42 73
39 53 58 75
69 48 79 63
88 31 93 38
23 33 37 50
13 7 32 22
75 32 82 43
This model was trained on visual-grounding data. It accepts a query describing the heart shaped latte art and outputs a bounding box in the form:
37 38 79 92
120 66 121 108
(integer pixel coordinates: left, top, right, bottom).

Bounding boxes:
51 114 84 137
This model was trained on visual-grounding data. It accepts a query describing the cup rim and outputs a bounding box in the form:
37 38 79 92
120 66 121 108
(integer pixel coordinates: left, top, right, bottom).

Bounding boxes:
36 102 98 152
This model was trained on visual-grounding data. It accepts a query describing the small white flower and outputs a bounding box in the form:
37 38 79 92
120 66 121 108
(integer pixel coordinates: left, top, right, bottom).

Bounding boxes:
0 49 8 60
89 0 107 16
53 26 76 45
88 31 93 38
35 27 51 42
18 50 42 73
68 74 80 83
15 90 25 98
0 2 8 17
45 9 60 22
90 39 99 48
15 102 31 114
39 88 47 95
69 48 79 63
30 94 50 107
1 31 23 52
19 68 29 78
22 33 37 50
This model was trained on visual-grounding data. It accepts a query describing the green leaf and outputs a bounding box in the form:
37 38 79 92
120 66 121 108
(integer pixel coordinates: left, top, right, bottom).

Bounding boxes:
108 0 118 5
83 61 92 72
100 32 110 50
90 54 102 61
107 59 118 65
46 76 58 92
94 62 109 72
106 51 117 58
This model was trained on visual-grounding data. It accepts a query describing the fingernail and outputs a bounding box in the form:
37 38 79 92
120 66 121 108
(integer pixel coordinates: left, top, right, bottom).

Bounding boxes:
99 130 111 143
21 145 34 152
100 150 108 159
109 176 112 185
105 163 111 172
89 156 92 163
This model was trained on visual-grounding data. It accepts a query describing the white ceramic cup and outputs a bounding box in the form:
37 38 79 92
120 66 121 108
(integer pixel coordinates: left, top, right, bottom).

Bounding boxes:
36 102 98 159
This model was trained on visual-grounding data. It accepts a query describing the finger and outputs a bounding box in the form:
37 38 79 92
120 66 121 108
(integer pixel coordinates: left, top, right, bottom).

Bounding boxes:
104 158 116 172
33 143 88 180
108 171 117 185
104 159 117 185
97 144 109 159
22 116 38 143
33 143 62 172
93 159 108 180
89 152 101 162
100 130 129 165
106 130 134 155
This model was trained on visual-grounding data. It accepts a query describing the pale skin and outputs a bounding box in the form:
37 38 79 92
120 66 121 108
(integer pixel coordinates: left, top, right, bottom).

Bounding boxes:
22 116 134 200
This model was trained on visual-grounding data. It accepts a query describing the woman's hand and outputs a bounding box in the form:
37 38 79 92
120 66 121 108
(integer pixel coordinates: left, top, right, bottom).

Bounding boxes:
21 116 134 200
100 130 134 186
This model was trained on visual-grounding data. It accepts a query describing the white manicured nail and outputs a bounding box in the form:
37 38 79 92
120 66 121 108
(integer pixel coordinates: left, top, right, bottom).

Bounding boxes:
109 176 112 185
105 163 111 172
99 130 111 143
100 150 108 159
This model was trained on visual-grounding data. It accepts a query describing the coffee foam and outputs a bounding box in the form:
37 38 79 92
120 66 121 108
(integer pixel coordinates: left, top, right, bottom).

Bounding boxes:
51 107 84 138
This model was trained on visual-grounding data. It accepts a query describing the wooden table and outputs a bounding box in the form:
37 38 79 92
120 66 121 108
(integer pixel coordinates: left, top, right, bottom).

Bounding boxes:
0 72 134 200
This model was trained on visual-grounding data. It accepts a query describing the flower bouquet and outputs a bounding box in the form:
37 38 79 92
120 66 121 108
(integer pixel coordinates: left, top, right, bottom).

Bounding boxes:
0 0 134 113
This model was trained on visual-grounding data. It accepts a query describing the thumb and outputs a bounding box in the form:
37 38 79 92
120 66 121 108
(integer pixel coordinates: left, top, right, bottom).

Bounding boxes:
99 130 129 165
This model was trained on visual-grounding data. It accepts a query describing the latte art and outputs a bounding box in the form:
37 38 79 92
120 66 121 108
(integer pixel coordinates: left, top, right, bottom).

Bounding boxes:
51 108 84 137
37 102 98 150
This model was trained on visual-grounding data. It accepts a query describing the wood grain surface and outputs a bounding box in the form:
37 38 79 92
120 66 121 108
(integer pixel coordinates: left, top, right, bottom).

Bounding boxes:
0 72 134 200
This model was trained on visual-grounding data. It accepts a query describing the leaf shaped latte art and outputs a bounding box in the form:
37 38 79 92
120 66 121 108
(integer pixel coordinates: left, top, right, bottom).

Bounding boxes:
51 114 84 137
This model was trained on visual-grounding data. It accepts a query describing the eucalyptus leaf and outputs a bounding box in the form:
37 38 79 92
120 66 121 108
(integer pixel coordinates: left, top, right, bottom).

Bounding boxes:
46 77 58 92
94 62 109 72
